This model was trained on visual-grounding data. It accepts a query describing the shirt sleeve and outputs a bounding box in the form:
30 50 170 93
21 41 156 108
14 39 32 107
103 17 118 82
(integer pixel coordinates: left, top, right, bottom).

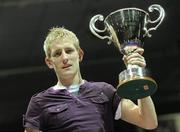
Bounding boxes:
112 91 122 120
23 96 42 129
102 83 121 119
114 100 121 120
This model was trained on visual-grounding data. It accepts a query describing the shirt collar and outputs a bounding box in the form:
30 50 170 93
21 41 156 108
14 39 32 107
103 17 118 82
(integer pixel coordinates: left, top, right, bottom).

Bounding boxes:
52 79 85 90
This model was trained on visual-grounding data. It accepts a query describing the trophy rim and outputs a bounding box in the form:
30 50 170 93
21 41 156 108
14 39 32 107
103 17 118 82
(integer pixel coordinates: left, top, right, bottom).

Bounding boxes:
105 7 149 21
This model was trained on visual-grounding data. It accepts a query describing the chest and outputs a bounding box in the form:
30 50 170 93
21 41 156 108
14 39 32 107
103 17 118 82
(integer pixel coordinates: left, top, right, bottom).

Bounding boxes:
41 91 111 130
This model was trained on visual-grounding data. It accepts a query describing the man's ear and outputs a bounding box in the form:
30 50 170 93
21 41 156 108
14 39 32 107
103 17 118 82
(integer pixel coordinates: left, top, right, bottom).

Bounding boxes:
45 57 54 69
79 48 84 62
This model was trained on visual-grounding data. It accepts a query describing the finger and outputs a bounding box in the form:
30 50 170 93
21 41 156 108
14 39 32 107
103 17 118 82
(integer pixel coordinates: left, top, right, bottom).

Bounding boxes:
126 52 144 61
131 61 146 67
122 55 127 60
124 46 138 54
134 47 144 55
127 58 146 67
124 46 144 55
122 55 128 66
127 57 145 64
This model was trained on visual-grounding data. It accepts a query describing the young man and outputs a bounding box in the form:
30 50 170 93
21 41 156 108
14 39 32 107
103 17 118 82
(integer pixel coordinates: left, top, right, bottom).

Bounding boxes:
24 27 158 132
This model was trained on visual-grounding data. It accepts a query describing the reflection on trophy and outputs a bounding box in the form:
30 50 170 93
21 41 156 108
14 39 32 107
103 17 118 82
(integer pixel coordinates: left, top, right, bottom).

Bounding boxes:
89 4 165 100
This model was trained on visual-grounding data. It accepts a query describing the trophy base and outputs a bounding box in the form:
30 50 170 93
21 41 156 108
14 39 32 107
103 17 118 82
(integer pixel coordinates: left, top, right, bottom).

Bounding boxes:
117 67 157 100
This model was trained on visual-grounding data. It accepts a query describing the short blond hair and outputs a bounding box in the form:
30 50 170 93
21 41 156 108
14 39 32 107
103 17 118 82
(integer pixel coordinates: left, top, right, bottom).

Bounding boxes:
44 27 80 58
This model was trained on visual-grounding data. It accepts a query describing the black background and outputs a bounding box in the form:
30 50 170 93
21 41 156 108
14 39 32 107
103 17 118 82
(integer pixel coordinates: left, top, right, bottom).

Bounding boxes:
0 0 180 131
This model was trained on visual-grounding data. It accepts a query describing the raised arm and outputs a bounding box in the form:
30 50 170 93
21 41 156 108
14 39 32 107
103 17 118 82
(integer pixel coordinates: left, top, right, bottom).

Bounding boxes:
120 47 158 129
120 97 158 129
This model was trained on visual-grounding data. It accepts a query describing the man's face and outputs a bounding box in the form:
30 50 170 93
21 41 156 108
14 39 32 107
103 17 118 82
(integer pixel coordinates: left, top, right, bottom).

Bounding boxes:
46 39 83 79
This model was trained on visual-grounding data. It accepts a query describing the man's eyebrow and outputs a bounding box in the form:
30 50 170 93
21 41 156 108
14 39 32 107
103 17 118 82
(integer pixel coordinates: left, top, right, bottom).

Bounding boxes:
65 47 74 49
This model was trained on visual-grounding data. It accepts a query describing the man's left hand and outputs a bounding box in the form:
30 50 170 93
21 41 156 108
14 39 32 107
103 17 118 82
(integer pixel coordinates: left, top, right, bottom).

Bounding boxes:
122 47 146 68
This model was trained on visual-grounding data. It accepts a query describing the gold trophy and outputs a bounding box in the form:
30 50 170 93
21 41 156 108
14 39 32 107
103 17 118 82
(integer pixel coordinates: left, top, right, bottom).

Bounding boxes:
89 4 165 100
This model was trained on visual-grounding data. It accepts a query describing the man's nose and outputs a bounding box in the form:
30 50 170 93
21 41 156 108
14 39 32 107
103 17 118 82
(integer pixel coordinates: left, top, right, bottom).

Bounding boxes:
62 51 68 63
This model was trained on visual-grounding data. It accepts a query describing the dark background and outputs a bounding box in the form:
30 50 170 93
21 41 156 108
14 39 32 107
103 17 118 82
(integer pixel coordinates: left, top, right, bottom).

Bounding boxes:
0 0 180 131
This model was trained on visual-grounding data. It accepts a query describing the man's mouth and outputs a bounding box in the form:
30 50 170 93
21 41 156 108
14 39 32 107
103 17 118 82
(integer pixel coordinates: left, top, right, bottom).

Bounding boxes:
62 64 72 69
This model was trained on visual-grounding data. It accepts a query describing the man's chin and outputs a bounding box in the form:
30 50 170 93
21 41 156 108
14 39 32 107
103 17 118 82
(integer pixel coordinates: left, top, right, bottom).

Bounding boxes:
61 72 75 78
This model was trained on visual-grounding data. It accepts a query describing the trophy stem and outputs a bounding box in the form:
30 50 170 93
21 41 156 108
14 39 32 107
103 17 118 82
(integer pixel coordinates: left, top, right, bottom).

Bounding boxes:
127 64 139 70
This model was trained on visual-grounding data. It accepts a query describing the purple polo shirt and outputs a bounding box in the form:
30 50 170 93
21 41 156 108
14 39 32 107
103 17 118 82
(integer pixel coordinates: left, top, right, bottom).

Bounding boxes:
23 81 121 132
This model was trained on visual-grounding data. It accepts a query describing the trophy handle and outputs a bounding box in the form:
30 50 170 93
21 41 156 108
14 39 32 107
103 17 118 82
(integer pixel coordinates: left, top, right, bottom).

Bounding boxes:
89 14 112 44
144 4 165 37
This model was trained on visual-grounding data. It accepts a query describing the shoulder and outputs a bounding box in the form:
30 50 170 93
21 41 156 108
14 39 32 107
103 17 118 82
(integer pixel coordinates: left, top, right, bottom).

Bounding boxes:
85 81 116 93
30 86 53 103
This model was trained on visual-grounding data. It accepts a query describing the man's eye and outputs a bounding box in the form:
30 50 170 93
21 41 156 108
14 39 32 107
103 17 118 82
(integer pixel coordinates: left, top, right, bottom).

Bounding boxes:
66 49 74 54
53 51 61 57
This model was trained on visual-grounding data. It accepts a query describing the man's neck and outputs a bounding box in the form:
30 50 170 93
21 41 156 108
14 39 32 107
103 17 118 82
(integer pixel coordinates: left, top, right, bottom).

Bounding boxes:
58 73 82 87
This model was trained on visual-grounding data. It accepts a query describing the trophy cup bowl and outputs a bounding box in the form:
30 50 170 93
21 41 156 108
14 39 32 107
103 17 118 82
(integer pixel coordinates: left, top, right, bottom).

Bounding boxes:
89 4 165 100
